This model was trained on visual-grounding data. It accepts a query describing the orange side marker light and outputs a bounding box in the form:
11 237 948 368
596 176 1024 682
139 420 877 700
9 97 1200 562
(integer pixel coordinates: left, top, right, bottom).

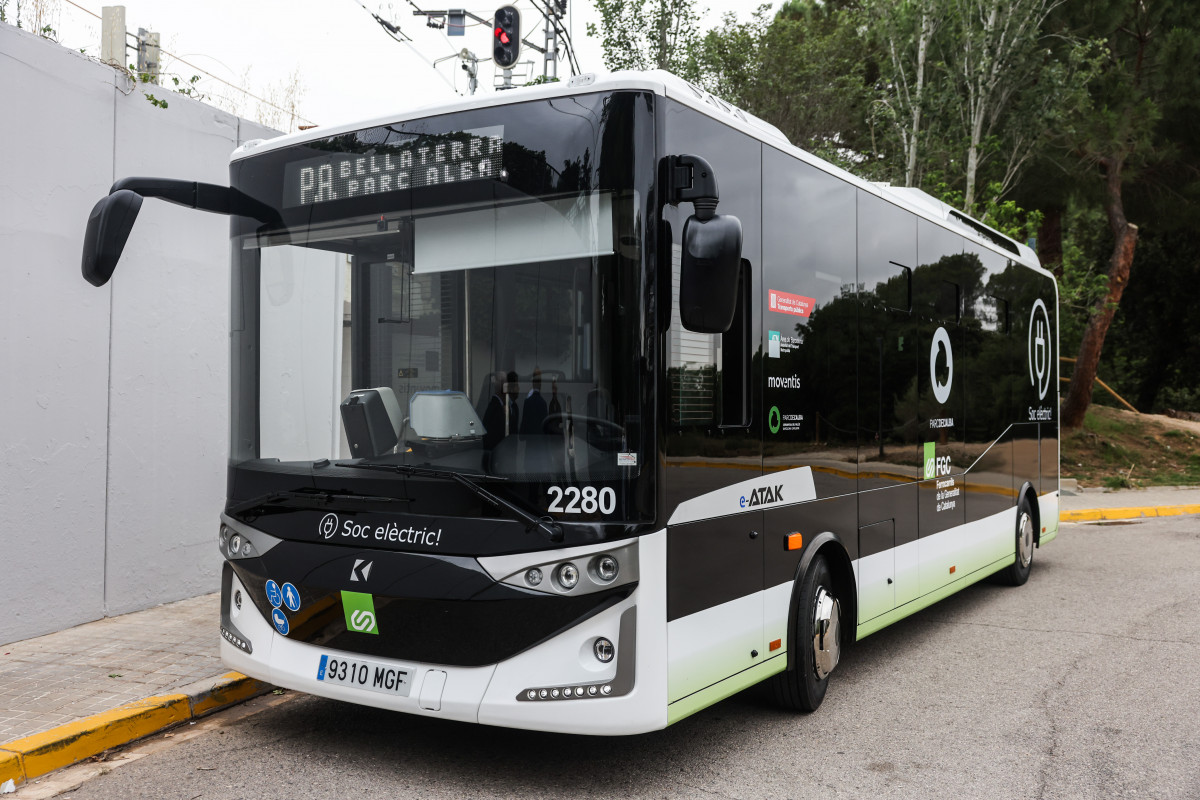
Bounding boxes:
769 639 782 652
949 565 956 574
786 533 803 551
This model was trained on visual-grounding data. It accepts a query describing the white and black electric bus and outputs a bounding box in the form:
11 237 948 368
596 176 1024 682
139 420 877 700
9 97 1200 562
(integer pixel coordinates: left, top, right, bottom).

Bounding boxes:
80 71 1060 735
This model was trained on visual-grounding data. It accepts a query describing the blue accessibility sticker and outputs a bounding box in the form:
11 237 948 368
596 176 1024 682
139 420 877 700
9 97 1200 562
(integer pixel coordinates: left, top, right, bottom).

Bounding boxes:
271 607 290 636
282 582 301 612
265 580 282 609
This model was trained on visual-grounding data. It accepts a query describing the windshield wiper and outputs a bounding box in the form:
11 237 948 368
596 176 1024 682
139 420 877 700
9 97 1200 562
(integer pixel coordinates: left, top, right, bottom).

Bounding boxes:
228 488 413 517
334 462 563 543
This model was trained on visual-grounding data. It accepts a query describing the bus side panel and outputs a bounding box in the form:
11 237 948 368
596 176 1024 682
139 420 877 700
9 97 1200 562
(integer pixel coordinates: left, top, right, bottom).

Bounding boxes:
665 511 764 703
763 495 856 644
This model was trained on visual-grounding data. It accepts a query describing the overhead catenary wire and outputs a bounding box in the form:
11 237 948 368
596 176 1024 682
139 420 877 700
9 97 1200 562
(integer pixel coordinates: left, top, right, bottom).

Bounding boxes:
59 0 319 126
348 0 463 95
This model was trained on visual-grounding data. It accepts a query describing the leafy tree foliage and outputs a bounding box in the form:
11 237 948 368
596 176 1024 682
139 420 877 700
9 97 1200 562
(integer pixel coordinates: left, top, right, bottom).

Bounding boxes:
582 0 1200 418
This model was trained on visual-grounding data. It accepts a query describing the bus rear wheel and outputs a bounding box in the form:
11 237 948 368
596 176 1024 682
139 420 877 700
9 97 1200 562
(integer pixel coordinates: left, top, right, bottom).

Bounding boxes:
771 553 841 712
996 495 1035 586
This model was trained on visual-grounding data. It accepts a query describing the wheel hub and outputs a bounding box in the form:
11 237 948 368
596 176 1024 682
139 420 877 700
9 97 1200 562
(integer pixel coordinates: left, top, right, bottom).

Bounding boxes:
812 586 841 679
1018 511 1034 568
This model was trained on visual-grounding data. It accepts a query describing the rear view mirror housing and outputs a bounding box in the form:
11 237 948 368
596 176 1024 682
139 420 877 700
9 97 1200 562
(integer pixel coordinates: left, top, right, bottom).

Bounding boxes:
679 213 743 333
81 190 143 287
79 178 283 287
664 153 744 334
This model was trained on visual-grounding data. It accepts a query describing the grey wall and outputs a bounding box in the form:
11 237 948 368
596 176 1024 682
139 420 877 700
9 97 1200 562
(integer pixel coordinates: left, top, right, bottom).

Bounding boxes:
0 24 279 644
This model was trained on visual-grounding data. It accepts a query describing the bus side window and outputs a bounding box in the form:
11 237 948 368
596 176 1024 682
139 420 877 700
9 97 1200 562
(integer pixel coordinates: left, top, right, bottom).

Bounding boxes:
879 262 911 312
935 280 961 323
719 260 751 428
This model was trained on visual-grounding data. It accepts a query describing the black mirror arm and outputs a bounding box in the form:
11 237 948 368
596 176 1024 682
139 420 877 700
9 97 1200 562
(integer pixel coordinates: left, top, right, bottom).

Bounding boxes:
109 177 282 226
666 154 720 221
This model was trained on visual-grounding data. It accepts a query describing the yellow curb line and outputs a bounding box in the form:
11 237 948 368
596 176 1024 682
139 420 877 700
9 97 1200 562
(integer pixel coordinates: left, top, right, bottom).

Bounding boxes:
0 672 270 787
1061 504 1200 522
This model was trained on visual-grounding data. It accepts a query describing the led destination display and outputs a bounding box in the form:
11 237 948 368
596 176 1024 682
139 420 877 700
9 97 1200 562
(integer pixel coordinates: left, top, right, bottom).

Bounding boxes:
283 127 504 207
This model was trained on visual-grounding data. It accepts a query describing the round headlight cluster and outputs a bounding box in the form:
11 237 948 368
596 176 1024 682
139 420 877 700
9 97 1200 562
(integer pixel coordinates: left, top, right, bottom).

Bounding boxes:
529 554 623 593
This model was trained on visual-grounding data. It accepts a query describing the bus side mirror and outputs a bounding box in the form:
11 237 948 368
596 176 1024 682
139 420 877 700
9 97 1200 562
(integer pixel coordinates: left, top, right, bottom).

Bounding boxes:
665 153 743 333
679 212 742 333
81 189 143 287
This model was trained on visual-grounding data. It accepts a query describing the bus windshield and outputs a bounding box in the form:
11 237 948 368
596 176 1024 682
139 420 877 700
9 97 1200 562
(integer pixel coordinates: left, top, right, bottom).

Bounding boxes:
228 93 652 523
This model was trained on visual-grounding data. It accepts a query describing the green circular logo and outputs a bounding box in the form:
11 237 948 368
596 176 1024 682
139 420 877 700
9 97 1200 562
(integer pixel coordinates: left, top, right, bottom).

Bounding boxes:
768 406 781 434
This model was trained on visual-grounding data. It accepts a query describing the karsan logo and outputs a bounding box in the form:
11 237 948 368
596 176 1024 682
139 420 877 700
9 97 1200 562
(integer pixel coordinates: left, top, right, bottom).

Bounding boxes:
740 485 783 509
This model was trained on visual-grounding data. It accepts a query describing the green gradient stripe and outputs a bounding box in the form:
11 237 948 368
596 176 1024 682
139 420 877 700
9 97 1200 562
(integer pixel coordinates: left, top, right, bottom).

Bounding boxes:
667 655 786 726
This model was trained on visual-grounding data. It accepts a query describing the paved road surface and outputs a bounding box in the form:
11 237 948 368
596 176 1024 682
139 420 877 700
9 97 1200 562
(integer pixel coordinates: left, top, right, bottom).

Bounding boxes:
50 517 1200 799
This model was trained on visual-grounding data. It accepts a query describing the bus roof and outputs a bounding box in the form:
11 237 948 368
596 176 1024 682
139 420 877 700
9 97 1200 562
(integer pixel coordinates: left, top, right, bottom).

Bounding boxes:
232 69 1042 273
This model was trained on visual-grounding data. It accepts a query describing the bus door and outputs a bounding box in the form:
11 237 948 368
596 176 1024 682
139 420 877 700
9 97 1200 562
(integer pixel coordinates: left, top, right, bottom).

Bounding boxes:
661 103 765 702
856 193 920 622
915 221 968 594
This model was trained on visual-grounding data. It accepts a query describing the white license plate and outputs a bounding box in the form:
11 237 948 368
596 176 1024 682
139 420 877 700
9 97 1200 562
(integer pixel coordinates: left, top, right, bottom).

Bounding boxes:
317 654 412 697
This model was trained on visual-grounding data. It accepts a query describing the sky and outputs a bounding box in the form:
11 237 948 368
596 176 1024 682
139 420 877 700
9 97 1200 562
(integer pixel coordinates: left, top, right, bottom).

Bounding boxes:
42 0 767 131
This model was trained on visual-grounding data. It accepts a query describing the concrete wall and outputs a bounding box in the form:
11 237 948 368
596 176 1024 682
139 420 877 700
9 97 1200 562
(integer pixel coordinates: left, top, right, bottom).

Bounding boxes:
0 23 279 644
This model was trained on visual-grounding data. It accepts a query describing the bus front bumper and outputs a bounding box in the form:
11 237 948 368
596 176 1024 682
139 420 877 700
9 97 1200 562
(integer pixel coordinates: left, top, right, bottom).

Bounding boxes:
219 531 668 735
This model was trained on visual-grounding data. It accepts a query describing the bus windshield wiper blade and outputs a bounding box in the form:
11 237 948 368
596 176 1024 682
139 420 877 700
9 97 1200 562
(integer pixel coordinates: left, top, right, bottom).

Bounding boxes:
334 462 563 543
228 488 412 516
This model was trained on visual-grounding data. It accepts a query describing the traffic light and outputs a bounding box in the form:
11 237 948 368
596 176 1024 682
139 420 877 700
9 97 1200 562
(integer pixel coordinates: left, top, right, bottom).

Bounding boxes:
493 5 521 68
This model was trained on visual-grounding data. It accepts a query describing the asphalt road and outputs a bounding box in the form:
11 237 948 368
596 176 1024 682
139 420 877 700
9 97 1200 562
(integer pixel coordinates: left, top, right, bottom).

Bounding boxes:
52 517 1200 800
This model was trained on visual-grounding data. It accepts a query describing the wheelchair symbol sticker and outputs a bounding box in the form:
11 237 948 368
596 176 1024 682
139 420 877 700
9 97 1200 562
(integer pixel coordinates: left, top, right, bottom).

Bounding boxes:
266 580 282 609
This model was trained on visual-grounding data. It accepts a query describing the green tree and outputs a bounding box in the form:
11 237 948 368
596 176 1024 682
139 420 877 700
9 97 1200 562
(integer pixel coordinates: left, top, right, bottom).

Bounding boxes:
1058 0 1200 428
586 0 702 78
697 2 876 169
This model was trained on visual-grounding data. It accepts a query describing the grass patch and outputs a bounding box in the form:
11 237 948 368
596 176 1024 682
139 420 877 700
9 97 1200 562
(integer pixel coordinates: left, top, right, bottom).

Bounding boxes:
1062 405 1200 487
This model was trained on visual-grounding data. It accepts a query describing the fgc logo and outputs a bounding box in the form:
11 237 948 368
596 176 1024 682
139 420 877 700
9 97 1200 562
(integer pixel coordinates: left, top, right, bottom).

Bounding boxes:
349 609 376 632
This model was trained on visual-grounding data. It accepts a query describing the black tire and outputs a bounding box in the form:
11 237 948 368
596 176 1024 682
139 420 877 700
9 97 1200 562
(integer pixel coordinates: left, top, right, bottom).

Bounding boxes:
771 553 841 712
997 495 1035 586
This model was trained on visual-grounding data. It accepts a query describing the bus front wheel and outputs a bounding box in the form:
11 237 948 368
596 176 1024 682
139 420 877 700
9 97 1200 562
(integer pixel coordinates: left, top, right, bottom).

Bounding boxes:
772 553 841 712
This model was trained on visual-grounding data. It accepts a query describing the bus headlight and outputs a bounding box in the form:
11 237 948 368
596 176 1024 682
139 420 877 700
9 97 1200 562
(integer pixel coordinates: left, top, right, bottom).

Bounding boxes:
556 562 579 590
593 637 614 663
480 540 639 596
593 555 619 582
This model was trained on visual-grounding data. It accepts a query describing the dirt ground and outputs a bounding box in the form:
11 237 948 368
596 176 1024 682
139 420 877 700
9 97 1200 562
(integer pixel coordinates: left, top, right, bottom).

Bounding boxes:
1061 404 1200 488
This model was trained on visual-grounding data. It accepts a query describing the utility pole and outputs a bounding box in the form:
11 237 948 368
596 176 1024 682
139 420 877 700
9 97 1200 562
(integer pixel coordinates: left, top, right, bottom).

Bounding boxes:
100 5 125 68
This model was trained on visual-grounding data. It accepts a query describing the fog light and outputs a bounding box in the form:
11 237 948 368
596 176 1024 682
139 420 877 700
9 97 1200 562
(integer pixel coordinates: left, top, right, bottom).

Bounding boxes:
229 534 243 556
595 555 619 582
233 590 242 610
556 562 579 590
593 637 614 663
241 540 254 557
525 567 543 587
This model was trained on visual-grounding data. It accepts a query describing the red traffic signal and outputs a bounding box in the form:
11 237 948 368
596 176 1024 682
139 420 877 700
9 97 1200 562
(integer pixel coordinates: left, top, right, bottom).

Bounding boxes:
493 5 521 68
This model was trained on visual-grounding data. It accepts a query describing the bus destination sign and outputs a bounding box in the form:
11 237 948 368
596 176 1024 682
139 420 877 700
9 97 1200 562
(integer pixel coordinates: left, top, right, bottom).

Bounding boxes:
283 126 503 207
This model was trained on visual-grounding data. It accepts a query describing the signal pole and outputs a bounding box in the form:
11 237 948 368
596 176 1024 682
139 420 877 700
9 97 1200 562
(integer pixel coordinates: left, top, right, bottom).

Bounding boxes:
543 3 557 81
